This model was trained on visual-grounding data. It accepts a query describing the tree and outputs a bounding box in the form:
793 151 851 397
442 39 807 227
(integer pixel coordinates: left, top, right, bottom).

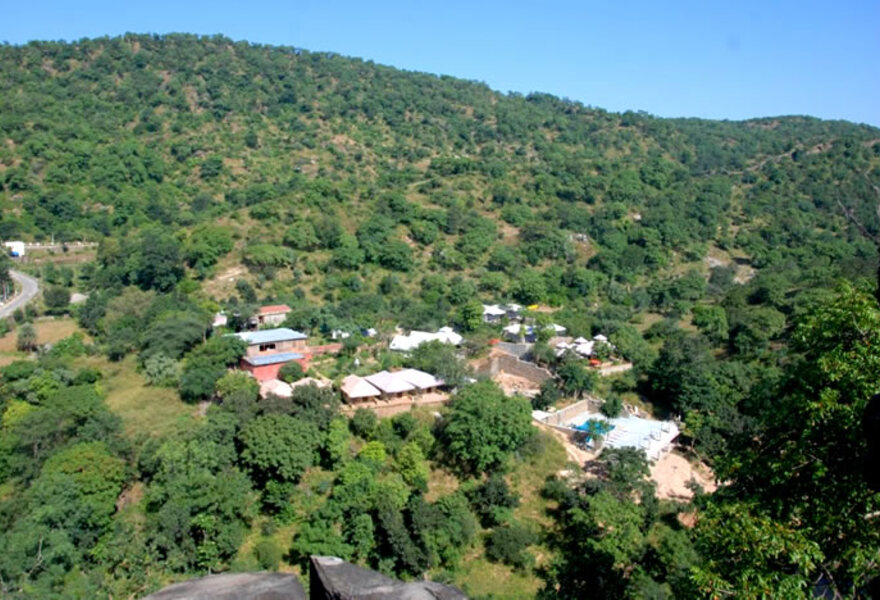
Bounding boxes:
16 323 37 352
485 521 537 571
532 379 560 410
408 340 471 388
512 269 547 305
648 332 719 414
379 240 413 271
261 383 340 431
239 414 321 484
214 370 259 400
692 503 823 598
600 394 623 418
350 408 378 439
278 361 304 383
394 442 429 490
178 336 246 402
467 473 520 526
129 227 184 292
691 304 729 345
556 356 597 398
456 299 483 332
142 353 179 386
706 283 880 595
43 285 71 315
441 380 534 474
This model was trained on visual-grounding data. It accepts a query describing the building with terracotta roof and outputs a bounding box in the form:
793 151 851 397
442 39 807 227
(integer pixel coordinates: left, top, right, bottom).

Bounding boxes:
340 369 446 403
340 375 383 402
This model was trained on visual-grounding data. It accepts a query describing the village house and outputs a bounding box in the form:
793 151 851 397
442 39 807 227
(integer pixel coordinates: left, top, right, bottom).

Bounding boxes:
555 334 614 359
256 304 292 326
340 368 445 403
482 304 507 324
234 327 309 381
389 326 463 352
502 322 567 343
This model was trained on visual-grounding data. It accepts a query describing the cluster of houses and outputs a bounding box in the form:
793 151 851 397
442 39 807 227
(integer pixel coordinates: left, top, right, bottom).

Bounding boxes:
218 298 620 410
554 334 615 360
501 322 567 343
341 369 445 402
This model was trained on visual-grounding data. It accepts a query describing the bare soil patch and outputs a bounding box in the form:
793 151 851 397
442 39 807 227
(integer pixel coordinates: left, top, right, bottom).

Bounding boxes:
650 451 717 500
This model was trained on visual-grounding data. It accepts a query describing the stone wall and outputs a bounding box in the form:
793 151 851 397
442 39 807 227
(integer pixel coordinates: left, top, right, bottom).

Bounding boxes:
538 397 601 427
483 354 553 385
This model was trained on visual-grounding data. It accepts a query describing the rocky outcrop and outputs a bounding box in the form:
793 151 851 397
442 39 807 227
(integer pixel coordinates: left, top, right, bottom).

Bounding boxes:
310 556 467 599
141 557 468 600
142 572 306 600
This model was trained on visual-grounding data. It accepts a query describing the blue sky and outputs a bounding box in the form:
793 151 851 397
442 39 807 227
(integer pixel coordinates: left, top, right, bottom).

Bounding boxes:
3 0 879 126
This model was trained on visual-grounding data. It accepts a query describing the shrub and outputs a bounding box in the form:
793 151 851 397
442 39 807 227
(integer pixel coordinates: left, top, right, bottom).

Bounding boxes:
278 361 304 383
485 522 537 571
142 354 180 387
254 538 283 571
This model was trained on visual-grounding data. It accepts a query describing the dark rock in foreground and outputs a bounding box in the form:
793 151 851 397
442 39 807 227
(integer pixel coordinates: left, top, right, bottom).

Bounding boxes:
142 572 306 600
141 557 467 599
310 556 467 599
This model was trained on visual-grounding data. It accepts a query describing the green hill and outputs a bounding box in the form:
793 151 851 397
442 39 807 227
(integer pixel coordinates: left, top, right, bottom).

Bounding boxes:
1 34 879 308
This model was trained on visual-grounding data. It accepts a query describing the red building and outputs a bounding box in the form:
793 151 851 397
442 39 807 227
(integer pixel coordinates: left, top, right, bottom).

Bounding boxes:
234 328 309 382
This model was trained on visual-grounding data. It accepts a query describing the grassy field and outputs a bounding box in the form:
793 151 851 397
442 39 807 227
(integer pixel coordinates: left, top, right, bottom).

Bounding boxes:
74 354 195 438
449 429 567 598
0 316 84 352
454 553 544 599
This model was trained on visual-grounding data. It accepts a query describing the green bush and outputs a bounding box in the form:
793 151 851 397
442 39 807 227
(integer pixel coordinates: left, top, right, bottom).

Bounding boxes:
484 522 537 571
254 538 283 571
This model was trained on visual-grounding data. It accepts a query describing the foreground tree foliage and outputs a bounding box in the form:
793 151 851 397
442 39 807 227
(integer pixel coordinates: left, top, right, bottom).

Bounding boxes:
699 283 880 597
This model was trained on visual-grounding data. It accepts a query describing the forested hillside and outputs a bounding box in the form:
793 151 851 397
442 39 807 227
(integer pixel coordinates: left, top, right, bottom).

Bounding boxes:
0 34 879 598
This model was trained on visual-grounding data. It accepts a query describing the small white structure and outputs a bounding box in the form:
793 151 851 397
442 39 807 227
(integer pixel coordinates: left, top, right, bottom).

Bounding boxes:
390 327 463 352
212 312 228 328
3 241 25 257
505 303 523 319
504 323 567 342
331 329 351 340
482 304 507 323
555 334 613 358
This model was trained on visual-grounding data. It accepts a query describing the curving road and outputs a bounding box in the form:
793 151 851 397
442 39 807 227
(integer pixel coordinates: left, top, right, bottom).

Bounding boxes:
0 270 40 319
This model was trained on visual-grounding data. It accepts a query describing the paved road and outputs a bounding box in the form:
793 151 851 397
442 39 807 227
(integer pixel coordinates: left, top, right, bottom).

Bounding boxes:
0 270 40 319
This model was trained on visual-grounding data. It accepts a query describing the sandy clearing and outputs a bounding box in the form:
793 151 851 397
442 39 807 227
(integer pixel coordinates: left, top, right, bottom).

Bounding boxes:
650 451 717 500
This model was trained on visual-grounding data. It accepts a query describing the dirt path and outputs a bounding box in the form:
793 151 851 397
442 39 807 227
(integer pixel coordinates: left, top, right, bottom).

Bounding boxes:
535 422 595 466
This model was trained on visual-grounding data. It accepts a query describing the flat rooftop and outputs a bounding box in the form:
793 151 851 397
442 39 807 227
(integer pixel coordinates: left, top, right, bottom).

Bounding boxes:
234 328 307 345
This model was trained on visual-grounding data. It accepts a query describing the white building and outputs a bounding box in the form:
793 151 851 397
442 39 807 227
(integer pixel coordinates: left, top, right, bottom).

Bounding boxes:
3 241 25 257
389 326 463 352
482 304 507 323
